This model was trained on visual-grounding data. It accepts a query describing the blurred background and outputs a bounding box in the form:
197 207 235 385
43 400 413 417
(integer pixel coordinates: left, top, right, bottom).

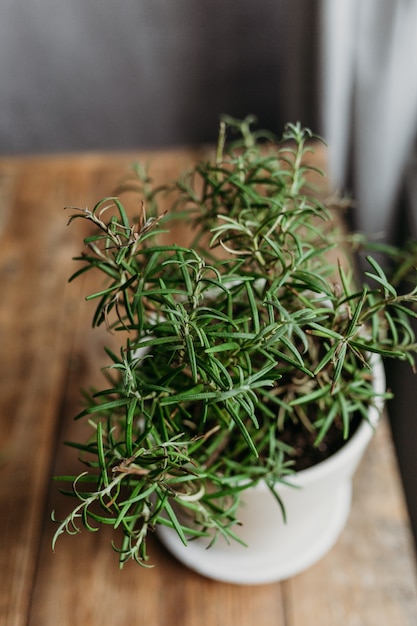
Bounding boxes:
1 0 417 545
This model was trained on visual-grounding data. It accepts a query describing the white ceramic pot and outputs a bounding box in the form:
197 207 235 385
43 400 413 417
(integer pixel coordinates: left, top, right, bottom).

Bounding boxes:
157 355 386 585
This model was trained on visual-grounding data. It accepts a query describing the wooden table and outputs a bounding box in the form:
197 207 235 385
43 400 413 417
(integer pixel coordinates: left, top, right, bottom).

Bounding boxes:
1 148 417 626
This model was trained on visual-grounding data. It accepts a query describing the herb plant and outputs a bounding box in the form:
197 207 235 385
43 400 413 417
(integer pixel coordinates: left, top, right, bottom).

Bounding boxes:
53 117 417 567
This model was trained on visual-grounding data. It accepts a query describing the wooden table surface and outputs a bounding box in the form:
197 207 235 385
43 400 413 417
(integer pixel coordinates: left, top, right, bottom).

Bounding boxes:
1 148 417 626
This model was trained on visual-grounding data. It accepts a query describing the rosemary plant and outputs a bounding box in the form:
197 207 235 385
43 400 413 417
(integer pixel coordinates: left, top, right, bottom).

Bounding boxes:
53 117 417 567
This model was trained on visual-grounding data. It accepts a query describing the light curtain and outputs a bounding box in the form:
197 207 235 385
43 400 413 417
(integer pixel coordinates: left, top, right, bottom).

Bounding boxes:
320 0 417 238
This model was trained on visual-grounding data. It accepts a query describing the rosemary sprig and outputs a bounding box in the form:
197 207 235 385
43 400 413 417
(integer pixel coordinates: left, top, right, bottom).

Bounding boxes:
53 117 417 567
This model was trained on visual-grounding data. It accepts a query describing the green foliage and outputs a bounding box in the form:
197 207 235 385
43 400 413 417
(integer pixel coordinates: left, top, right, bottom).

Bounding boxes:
53 117 417 567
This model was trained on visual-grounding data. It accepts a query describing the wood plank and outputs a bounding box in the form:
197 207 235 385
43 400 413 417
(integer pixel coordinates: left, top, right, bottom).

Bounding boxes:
0 157 114 625
0 148 416 626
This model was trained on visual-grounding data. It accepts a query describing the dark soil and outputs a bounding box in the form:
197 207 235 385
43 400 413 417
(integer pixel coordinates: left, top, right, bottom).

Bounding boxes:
279 413 363 472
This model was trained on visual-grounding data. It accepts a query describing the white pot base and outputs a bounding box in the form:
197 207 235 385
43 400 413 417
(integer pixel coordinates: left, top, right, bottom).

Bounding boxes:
157 481 352 585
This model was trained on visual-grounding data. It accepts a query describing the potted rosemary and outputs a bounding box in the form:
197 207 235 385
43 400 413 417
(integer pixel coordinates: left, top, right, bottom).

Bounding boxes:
53 117 417 584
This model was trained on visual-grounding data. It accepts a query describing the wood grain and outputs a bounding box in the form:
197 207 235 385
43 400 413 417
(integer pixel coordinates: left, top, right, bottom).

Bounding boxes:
0 148 416 626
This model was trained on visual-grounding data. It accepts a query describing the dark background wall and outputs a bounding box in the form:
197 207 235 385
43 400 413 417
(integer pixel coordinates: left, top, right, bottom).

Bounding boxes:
0 0 319 155
386 150 417 552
